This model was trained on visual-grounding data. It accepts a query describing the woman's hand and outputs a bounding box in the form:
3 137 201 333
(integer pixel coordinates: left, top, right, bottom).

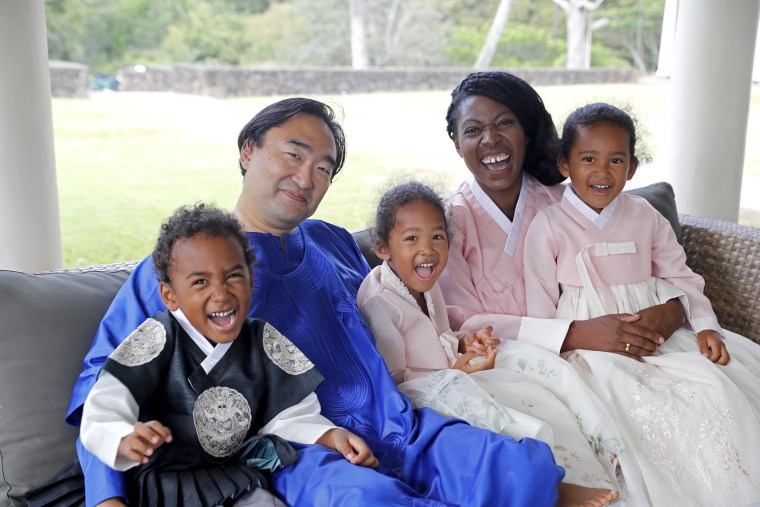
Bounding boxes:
636 298 686 341
697 330 730 365
453 346 497 373
562 299 686 361
563 314 663 360
118 420 172 464
317 428 379 468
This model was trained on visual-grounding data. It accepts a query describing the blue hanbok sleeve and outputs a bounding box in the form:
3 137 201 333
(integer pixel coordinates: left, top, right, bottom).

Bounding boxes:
76 437 128 507
66 255 166 425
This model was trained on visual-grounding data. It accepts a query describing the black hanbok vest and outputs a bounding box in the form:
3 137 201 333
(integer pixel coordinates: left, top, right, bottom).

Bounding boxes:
103 311 323 506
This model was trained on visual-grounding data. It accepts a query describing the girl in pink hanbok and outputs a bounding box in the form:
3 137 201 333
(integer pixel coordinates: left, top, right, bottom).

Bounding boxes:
357 180 623 507
523 102 760 506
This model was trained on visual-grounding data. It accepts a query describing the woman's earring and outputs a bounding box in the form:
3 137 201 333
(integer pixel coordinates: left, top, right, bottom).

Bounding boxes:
456 149 463 157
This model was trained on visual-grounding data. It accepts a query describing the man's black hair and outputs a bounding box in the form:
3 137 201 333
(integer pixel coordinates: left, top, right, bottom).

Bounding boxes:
237 97 346 181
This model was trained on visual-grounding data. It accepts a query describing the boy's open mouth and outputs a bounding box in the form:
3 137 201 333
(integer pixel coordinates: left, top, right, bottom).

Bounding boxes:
209 308 237 330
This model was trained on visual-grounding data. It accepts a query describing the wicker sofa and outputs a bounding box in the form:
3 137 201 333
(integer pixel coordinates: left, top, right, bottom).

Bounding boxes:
1 184 758 506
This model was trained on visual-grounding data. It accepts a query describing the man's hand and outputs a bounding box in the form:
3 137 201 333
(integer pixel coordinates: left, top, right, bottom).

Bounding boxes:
564 314 664 361
118 420 173 464
317 428 379 468
697 330 730 365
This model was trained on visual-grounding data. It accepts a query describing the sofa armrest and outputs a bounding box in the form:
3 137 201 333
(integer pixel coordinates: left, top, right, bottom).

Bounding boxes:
680 214 760 344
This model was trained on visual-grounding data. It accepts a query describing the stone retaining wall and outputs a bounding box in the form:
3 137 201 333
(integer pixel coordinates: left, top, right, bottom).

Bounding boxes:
49 60 89 98
118 65 638 97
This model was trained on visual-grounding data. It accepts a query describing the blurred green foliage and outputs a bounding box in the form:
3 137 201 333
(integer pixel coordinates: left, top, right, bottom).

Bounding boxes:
45 0 665 73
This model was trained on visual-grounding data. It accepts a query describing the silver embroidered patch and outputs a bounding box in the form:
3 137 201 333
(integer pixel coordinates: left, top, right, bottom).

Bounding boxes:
193 386 251 458
263 323 314 375
110 318 167 367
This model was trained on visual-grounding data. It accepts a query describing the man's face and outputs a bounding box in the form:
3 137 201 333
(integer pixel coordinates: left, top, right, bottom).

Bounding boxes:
239 113 337 233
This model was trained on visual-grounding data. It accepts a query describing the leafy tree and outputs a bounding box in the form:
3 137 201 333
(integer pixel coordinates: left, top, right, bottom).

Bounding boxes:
222 0 352 67
162 1 251 64
359 0 453 66
46 0 189 71
45 0 665 72
496 25 566 67
207 0 279 14
595 0 665 71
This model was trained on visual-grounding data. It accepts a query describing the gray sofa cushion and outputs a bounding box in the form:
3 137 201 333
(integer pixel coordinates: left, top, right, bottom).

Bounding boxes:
0 267 131 506
627 181 683 243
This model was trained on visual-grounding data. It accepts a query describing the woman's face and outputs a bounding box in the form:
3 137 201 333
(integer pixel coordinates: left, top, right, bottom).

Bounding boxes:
452 95 529 207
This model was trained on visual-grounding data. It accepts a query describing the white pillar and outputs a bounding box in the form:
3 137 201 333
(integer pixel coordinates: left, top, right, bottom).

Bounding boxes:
754 12 760 83
663 0 760 221
0 0 62 271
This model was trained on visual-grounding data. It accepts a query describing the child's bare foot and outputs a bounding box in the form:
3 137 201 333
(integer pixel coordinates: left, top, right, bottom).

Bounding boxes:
557 482 619 507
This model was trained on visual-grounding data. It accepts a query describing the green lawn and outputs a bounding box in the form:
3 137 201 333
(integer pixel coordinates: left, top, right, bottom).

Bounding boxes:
53 80 760 267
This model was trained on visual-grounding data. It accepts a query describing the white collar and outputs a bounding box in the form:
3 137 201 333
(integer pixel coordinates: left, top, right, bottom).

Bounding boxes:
564 184 619 229
381 261 435 319
171 308 233 374
467 173 529 255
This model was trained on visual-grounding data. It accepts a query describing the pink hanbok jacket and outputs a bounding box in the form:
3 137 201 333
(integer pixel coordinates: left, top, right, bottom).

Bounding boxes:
523 188 720 333
438 174 571 353
357 263 462 384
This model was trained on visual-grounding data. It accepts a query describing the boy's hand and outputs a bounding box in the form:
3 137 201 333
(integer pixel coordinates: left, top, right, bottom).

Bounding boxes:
697 330 730 365
318 428 379 468
459 326 501 354
118 420 173 464
453 345 496 373
96 500 127 507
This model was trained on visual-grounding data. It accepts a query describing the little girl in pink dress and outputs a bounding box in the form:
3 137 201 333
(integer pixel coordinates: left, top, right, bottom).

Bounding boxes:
523 103 760 506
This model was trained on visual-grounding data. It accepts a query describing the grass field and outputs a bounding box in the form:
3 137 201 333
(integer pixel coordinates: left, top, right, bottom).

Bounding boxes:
53 79 760 267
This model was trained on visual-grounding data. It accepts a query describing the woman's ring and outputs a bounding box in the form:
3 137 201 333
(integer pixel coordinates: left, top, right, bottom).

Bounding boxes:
625 343 631 352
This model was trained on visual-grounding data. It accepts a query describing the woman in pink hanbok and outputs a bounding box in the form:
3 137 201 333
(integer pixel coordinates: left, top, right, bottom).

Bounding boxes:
435 72 747 506
357 180 621 507
522 102 760 506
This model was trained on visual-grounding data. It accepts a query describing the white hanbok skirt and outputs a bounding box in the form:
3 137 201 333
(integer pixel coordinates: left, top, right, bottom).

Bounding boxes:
397 342 646 503
553 276 760 506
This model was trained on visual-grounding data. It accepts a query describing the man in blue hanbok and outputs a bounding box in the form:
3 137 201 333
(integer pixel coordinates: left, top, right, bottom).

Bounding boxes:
65 97 594 506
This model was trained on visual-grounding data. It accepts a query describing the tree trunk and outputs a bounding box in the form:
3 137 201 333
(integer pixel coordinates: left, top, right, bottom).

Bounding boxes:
554 0 605 70
474 0 516 69
349 0 369 69
566 3 587 68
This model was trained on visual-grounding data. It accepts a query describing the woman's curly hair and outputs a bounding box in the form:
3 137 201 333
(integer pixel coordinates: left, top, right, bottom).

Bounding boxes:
445 72 565 186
